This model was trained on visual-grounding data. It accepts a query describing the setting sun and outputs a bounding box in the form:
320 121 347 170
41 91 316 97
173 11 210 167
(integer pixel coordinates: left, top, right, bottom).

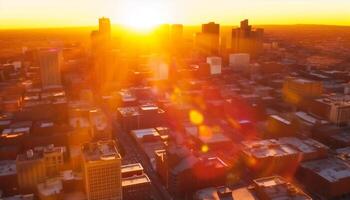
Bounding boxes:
117 2 169 32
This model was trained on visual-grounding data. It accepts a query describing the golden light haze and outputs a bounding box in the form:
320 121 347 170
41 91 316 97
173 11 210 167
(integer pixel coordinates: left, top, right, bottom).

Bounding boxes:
1 0 350 29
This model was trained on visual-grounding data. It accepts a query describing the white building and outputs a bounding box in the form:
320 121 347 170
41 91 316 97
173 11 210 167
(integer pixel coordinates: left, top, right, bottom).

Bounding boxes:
206 56 222 75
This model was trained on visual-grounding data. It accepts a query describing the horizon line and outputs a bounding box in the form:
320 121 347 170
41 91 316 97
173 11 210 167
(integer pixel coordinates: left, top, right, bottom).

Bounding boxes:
1 23 350 31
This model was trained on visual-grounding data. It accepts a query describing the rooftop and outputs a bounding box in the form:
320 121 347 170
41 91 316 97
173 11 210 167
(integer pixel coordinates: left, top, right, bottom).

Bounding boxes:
0 160 16 176
121 163 144 174
242 137 328 159
82 140 121 162
336 147 350 163
131 128 160 140
254 176 312 200
1 194 34 200
37 178 63 197
122 174 151 187
301 158 350 183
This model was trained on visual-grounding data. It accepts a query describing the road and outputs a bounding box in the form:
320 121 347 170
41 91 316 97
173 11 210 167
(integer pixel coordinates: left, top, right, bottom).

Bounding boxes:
107 112 173 200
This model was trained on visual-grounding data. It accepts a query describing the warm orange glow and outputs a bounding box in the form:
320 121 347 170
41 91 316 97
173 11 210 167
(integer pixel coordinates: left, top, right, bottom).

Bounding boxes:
189 110 204 125
1 0 350 29
201 145 209 153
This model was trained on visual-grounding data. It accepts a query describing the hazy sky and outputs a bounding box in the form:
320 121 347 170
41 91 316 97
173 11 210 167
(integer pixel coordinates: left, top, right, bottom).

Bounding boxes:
1 0 350 29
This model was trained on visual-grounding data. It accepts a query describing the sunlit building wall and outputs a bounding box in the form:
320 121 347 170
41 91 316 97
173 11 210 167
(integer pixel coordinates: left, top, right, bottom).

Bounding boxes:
82 140 122 200
38 49 62 89
16 150 46 193
231 19 264 57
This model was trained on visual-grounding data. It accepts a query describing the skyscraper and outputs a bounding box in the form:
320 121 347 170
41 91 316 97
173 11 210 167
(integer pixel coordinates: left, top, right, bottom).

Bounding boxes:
38 49 62 89
170 24 183 44
195 22 220 56
91 17 113 91
231 19 264 57
82 140 122 200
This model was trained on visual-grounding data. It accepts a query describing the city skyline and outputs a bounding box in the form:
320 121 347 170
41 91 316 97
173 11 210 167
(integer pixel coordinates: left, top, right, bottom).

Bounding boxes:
1 0 350 29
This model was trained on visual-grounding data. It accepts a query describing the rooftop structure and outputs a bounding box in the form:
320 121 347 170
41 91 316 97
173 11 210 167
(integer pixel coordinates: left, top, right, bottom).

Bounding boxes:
0 160 16 177
336 147 350 164
242 137 328 176
253 176 312 200
122 173 151 187
82 140 121 162
194 176 311 200
37 178 63 199
299 157 350 198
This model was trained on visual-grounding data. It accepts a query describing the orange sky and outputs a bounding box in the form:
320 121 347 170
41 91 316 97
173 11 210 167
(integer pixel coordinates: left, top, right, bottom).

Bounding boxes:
0 0 350 29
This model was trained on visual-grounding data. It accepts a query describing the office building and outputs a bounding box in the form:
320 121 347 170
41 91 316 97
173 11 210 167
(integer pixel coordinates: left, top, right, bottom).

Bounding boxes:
195 22 220 56
0 160 17 196
121 163 152 200
312 96 350 125
38 49 62 89
16 150 46 193
299 158 350 199
241 137 328 176
35 145 65 177
231 19 264 57
229 53 250 72
194 176 312 200
283 77 323 107
37 178 63 200
206 56 222 75
99 17 111 41
91 18 115 91
170 24 183 45
82 140 122 200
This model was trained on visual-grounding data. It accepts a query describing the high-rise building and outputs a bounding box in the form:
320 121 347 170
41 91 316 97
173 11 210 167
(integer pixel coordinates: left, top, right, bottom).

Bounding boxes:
38 49 62 89
231 19 264 57
91 17 113 91
99 17 111 40
16 149 46 193
82 140 122 200
195 22 220 56
170 24 183 43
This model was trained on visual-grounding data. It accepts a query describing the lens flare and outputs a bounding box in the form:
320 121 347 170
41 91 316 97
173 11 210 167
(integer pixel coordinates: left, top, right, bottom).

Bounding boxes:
189 110 204 125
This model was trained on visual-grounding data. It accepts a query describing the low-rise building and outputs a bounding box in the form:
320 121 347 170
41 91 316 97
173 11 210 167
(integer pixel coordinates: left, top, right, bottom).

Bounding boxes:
194 176 312 200
299 158 350 199
241 137 328 176
0 160 17 196
16 150 46 193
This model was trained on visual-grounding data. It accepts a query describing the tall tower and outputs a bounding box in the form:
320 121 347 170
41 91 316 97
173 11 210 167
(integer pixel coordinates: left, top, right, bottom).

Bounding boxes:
231 19 264 57
99 17 111 42
82 140 122 200
91 18 114 91
195 22 220 56
38 49 62 89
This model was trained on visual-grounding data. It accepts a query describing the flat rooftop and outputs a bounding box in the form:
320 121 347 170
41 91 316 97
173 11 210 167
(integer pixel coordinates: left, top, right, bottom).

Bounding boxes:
82 140 121 162
0 160 16 176
242 137 328 159
37 178 63 197
122 174 151 187
121 163 144 174
301 158 350 183
254 176 312 200
131 128 160 139
336 147 350 163
1 194 34 200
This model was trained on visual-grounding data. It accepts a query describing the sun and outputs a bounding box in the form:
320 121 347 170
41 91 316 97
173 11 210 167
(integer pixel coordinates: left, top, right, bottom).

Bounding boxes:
118 2 168 32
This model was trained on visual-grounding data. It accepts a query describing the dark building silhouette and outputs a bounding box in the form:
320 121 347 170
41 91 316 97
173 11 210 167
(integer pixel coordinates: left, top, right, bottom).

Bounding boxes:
231 19 264 57
91 17 116 91
195 22 220 56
